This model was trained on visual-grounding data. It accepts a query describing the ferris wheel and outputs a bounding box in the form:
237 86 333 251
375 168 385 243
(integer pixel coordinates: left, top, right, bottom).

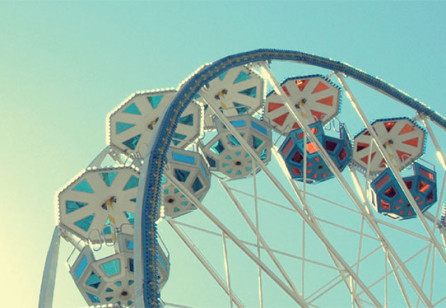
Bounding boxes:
39 49 446 308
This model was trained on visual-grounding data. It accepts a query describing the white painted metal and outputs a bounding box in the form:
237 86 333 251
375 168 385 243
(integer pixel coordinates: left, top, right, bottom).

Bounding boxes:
302 132 308 298
374 215 431 242
108 90 201 157
222 232 234 308
230 184 362 215
58 166 139 243
264 75 341 135
60 229 85 251
337 73 446 264
302 218 306 298
162 302 194 308
69 245 136 306
200 88 382 306
172 220 338 270
168 220 244 308
219 179 302 297
417 244 434 308
348 168 413 307
39 226 61 308
385 251 388 308
355 244 431 301
164 171 309 307
201 114 272 179
354 216 365 293
271 148 363 307
48 57 446 308
88 145 125 168
426 174 446 236
252 161 264 308
306 246 382 304
162 147 211 218
197 65 265 130
260 63 431 306
433 296 446 306
430 251 436 302
352 118 425 174
330 74 440 306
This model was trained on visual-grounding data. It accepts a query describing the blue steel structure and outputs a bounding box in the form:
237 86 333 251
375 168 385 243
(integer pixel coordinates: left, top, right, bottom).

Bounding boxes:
140 49 446 306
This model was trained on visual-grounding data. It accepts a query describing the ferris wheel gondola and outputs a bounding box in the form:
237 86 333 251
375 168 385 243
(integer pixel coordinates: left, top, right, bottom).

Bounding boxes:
352 117 426 175
58 166 140 243
108 90 202 158
40 49 446 308
197 65 265 130
264 75 341 134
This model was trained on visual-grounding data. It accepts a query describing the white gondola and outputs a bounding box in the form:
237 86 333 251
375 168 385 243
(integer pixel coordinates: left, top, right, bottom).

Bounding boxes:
195 65 265 130
58 166 139 243
201 115 272 179
161 147 211 218
353 117 426 174
40 50 446 308
108 90 201 158
68 232 169 307
264 75 341 135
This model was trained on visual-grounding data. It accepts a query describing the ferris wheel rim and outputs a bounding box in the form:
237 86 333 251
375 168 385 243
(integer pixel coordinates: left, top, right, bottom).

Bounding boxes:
136 49 446 307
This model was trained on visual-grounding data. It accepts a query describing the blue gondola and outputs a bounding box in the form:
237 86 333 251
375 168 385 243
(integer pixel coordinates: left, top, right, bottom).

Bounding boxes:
369 163 437 220
279 121 352 183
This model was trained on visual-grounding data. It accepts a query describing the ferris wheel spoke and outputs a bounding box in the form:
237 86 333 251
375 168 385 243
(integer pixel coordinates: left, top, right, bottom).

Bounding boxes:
222 232 234 308
39 226 61 308
350 159 434 306
349 167 433 242
221 182 402 292
421 116 446 171
167 220 244 308
274 145 366 305
262 72 414 307
302 216 306 298
312 216 380 242
307 277 346 306
385 253 413 307
45 50 446 307
164 171 309 306
417 244 434 308
172 220 339 271
353 217 365 294
230 181 363 216
337 74 446 265
219 179 302 298
272 147 370 307
375 217 431 241
260 64 435 306
202 83 382 306
306 245 382 304
356 243 431 297
427 172 446 235
374 220 438 303
252 160 264 308
162 301 194 308
430 251 437 302
434 295 446 307
385 251 389 308
437 178 446 225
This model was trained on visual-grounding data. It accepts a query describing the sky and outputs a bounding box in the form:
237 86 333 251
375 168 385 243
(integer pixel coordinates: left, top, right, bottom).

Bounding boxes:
1 1 446 307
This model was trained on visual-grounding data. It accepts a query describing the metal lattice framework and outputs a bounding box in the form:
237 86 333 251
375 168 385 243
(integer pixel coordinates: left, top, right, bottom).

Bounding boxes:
137 49 446 307
40 49 446 308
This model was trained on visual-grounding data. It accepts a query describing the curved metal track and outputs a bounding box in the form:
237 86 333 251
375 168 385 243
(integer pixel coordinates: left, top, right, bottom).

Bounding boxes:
138 49 446 307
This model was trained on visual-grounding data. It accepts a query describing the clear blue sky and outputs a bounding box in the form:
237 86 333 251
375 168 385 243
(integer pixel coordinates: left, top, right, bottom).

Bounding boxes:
0 1 445 307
